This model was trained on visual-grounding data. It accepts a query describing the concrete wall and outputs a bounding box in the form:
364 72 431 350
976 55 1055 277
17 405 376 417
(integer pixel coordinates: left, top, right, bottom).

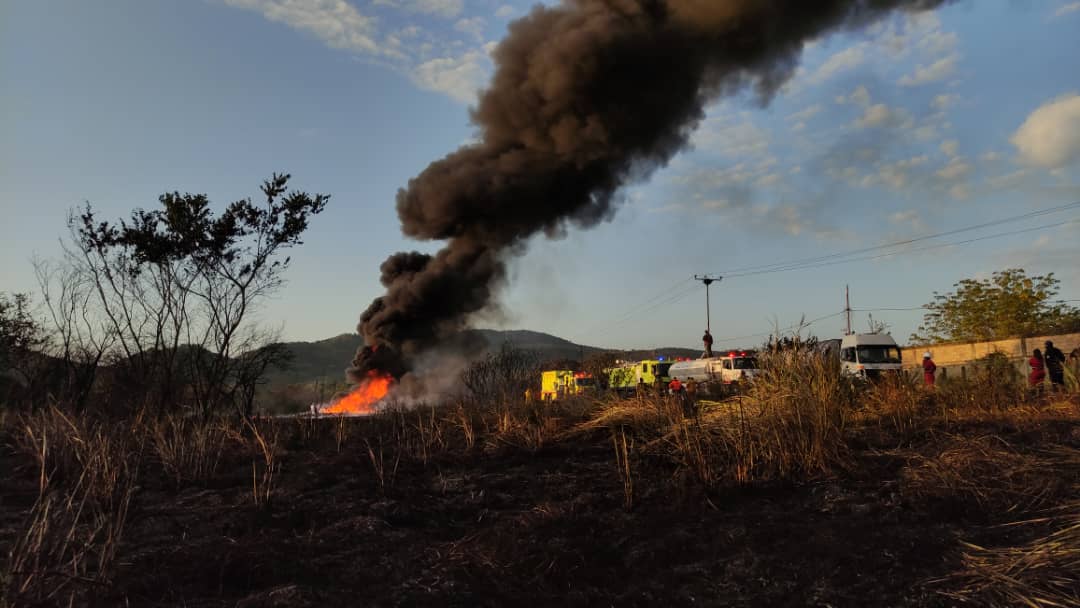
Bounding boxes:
901 332 1080 379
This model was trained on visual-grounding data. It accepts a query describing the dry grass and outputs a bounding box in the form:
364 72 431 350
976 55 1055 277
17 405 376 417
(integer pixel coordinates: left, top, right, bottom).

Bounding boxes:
900 435 1073 516
144 415 226 486
2 358 1077 606
4 407 140 606
940 502 1080 607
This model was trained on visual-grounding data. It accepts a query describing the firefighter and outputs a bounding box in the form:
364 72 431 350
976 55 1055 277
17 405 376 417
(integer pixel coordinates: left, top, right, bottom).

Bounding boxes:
685 378 698 416
1044 340 1066 390
524 387 534 402
703 330 714 358
668 376 683 395
637 377 646 397
922 352 937 387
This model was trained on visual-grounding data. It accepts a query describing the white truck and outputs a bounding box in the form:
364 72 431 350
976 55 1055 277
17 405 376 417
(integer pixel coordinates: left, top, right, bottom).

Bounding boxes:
667 350 759 392
821 333 903 379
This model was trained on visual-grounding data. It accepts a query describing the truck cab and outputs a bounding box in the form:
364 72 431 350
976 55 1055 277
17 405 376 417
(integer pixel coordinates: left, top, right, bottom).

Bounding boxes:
607 358 674 393
839 333 902 378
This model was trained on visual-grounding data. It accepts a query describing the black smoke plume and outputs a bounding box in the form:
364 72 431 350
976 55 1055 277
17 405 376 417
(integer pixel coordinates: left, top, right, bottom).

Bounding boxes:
350 0 948 382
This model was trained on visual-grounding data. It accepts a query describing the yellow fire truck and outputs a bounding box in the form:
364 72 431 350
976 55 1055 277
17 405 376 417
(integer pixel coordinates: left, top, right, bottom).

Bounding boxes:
540 370 594 401
606 358 676 395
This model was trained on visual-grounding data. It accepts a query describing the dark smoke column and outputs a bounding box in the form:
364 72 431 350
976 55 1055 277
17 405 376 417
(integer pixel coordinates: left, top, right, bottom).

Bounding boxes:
350 0 949 382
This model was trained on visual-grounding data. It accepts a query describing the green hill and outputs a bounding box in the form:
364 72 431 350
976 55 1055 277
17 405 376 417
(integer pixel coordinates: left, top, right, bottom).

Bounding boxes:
265 330 701 390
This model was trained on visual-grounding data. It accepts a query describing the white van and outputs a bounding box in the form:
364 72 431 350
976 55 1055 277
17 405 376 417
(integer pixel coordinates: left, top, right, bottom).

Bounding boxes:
838 333 903 378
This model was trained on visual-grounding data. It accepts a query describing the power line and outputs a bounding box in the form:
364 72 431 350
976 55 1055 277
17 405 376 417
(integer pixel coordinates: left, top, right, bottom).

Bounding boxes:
723 217 1080 279
713 200 1080 277
574 280 697 341
576 202 1080 344
710 311 847 344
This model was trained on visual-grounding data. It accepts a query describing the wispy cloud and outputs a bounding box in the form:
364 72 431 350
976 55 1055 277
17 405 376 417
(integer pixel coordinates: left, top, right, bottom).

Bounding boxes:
373 0 463 19
1053 2 1080 18
223 0 389 56
898 54 958 86
806 45 866 85
411 47 491 104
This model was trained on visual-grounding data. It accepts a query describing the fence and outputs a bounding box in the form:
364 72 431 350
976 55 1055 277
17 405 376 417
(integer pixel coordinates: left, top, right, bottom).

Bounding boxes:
902 332 1080 380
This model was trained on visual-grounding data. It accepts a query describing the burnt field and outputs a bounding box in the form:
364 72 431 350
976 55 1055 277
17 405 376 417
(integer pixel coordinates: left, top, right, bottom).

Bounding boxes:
3 361 1080 607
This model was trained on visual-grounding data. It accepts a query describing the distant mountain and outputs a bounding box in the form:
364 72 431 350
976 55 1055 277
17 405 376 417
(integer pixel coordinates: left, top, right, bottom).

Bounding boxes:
265 330 701 389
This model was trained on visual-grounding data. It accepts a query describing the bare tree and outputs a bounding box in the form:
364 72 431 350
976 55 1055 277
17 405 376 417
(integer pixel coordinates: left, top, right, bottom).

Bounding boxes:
461 343 543 404
40 174 326 416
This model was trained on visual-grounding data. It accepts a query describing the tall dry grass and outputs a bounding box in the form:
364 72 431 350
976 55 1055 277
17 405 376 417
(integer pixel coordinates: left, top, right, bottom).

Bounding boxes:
4 407 141 606
575 350 856 487
144 415 227 486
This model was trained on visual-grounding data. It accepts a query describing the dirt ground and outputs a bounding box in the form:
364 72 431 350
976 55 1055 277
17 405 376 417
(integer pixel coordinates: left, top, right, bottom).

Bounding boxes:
3 407 1080 607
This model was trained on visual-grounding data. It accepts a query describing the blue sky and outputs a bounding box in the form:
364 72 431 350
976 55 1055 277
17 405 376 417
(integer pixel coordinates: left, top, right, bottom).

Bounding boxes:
2 0 1080 352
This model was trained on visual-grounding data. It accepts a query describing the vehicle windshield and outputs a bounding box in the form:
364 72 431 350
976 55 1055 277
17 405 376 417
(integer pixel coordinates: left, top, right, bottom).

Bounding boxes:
732 357 758 369
575 377 595 386
856 346 902 364
656 363 673 377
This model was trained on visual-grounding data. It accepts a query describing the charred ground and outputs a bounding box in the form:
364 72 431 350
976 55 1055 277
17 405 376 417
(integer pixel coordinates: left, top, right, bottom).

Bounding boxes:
3 360 1080 607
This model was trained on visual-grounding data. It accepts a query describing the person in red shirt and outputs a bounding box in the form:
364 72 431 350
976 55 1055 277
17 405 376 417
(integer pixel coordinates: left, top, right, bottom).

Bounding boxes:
922 352 937 387
1029 348 1046 390
668 377 683 394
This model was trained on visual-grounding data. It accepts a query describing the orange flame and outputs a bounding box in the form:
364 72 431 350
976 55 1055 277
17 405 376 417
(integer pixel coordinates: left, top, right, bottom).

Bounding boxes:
322 371 394 415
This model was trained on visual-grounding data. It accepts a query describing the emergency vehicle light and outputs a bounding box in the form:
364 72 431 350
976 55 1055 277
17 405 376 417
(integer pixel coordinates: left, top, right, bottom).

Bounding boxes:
658 356 664 361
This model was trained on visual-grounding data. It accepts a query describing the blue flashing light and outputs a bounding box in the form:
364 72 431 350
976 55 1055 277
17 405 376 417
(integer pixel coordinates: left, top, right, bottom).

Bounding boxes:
658 356 665 361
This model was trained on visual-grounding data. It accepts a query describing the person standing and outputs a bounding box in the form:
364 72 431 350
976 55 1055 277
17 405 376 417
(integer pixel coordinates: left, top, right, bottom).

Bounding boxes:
1044 340 1066 389
703 330 714 358
922 352 937 387
1029 348 1046 391
685 378 698 417
668 376 683 395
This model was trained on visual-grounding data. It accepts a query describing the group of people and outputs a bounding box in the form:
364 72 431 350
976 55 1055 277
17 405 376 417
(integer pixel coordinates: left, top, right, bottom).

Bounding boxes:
921 339 1075 391
1029 340 1070 390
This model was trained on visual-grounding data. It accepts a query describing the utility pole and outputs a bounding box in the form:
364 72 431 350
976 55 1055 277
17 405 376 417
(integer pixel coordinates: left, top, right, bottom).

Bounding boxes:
844 285 852 336
694 275 721 333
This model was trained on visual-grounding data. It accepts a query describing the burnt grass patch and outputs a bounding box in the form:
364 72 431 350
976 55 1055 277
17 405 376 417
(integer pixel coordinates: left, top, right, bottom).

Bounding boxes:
2 394 1080 607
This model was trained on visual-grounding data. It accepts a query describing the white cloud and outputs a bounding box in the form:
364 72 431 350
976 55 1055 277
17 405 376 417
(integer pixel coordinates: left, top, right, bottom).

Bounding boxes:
374 0 463 18
454 16 486 42
987 168 1030 190
932 93 959 111
948 183 970 200
691 115 771 158
787 104 823 123
898 54 958 86
1010 93 1080 169
806 45 866 85
855 103 898 129
223 0 386 56
936 157 971 181
875 155 929 189
940 139 959 158
411 48 490 104
889 209 925 231
836 85 871 107
1053 2 1080 18
980 151 1002 163
495 4 516 19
